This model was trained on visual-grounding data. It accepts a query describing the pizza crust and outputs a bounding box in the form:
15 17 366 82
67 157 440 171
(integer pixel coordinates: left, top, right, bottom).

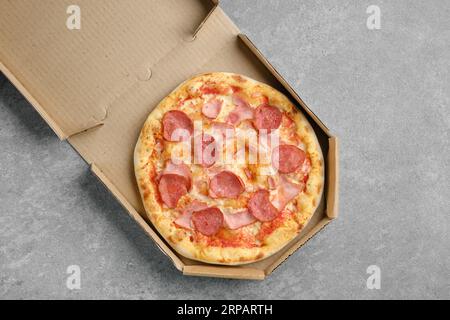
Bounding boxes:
134 72 324 265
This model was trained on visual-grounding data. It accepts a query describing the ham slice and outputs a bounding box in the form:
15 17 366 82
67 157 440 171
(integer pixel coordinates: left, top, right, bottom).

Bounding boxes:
244 168 253 180
300 157 312 177
267 176 276 190
174 210 193 229
211 122 235 152
202 98 223 119
226 94 254 125
194 133 217 167
271 175 305 211
211 122 234 139
223 210 256 230
174 201 208 229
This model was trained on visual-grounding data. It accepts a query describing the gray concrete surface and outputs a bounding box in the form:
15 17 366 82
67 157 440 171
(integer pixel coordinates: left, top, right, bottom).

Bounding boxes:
0 0 449 299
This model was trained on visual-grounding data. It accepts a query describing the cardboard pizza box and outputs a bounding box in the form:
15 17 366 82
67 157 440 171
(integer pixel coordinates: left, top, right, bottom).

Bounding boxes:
0 0 339 280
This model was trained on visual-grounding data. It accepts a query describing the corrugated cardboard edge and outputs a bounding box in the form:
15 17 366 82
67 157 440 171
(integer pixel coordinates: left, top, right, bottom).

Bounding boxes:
326 137 339 219
183 266 265 280
192 0 220 39
0 62 66 140
91 163 185 272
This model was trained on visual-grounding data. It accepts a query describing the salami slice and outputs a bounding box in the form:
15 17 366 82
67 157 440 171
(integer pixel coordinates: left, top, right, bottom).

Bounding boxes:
253 104 282 131
272 145 306 174
194 133 217 167
162 110 193 142
209 171 245 199
158 174 189 208
248 189 280 222
162 160 192 190
191 207 224 236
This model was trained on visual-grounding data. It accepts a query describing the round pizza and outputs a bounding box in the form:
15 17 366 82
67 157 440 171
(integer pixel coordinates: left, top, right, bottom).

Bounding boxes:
134 72 324 265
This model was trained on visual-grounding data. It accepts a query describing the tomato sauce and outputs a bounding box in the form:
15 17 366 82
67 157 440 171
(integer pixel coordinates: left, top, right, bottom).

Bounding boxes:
196 229 258 249
256 211 290 241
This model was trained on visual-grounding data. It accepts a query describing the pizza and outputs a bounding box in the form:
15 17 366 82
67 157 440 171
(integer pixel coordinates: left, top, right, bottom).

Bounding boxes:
134 72 324 265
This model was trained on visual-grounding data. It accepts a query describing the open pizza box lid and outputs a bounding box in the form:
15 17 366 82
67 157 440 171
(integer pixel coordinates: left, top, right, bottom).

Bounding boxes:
0 0 339 280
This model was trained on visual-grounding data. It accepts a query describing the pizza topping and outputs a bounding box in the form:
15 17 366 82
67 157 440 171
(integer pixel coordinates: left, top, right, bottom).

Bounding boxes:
271 175 304 211
230 85 242 93
158 174 189 208
253 104 282 131
212 121 234 134
211 122 235 143
191 207 224 236
174 211 193 229
223 210 256 230
209 171 245 199
194 133 217 167
282 113 295 128
251 92 269 105
174 200 208 229
162 160 192 190
248 189 280 222
226 94 254 125
244 168 253 180
154 138 164 156
301 156 312 176
272 145 306 174
202 98 223 119
162 110 194 141
267 176 276 190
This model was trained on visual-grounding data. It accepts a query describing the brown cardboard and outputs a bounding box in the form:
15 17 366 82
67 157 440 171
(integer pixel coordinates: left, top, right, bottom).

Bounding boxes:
0 0 339 280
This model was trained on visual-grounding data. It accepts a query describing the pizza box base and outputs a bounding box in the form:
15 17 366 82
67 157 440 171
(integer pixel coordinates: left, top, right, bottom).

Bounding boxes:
0 0 339 280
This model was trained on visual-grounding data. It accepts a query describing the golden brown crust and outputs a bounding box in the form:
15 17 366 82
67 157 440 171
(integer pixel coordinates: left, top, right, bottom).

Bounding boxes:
134 72 324 265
